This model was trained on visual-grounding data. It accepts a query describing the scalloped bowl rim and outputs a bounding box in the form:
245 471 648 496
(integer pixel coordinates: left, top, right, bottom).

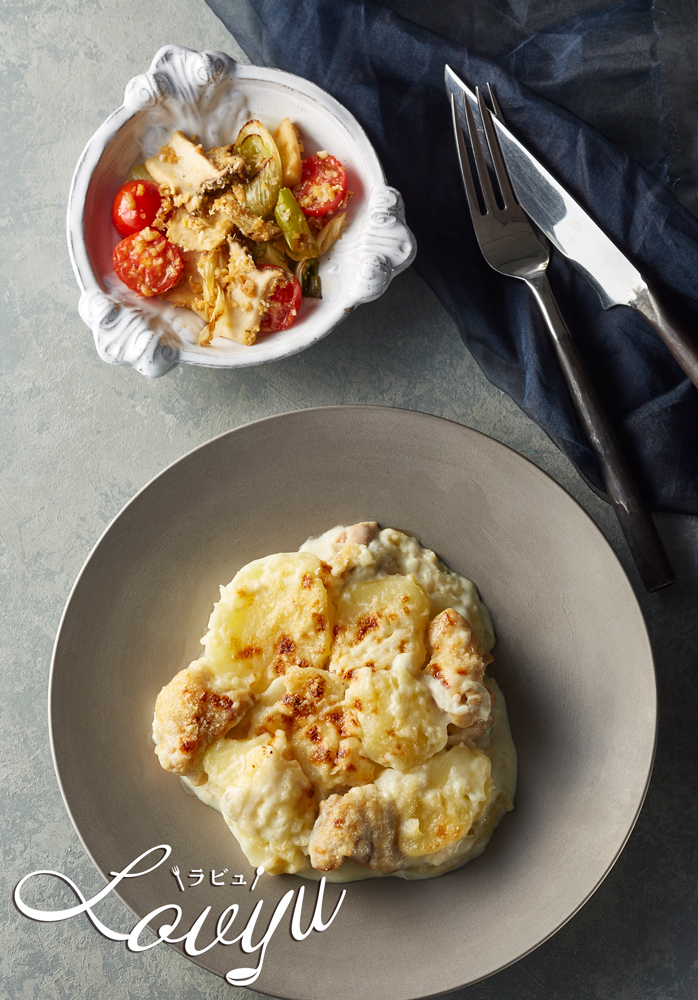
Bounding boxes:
67 45 417 376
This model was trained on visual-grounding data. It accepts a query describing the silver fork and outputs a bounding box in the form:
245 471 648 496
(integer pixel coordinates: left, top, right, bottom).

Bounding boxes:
451 85 675 591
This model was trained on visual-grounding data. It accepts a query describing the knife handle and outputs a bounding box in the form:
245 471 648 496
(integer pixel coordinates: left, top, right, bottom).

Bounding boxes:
526 272 676 592
633 286 698 390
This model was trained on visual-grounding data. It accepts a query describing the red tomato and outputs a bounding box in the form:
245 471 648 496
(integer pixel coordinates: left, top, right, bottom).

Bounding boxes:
112 228 183 297
292 153 347 218
258 265 302 333
112 180 163 237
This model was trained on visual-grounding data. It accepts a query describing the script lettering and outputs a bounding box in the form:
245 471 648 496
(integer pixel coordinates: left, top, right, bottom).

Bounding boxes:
14 845 346 988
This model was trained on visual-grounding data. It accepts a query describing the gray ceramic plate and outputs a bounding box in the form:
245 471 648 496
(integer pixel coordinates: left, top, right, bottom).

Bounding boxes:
50 406 656 1000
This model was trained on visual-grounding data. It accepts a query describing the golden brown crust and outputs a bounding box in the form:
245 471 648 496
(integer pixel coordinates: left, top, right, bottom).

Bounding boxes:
242 667 375 796
152 539 506 879
422 609 493 738
308 785 403 873
153 661 253 781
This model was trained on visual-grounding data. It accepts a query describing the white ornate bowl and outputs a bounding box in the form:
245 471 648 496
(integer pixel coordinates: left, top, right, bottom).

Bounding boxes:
67 45 417 377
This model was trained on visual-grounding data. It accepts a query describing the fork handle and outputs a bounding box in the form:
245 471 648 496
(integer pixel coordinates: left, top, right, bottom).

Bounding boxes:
525 272 675 591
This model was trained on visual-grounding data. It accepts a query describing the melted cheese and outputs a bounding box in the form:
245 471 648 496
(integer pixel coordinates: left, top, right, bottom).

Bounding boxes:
346 665 448 770
155 525 517 881
214 732 317 874
329 575 430 678
203 551 333 691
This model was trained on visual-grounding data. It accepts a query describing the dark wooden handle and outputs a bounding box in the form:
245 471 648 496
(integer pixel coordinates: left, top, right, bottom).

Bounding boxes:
527 273 675 591
634 285 698 389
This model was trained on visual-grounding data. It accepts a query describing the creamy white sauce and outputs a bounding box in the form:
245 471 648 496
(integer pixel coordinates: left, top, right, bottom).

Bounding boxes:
181 675 516 882
167 524 516 882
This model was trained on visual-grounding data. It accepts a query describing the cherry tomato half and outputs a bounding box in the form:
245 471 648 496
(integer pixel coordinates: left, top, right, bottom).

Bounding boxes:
292 153 347 218
258 265 302 333
112 228 183 298
112 180 163 237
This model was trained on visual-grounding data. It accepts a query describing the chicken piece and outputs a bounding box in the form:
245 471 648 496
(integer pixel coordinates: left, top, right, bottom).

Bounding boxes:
227 238 255 279
165 204 234 252
321 522 380 584
333 521 379 547
319 544 375 596
421 609 493 739
201 145 247 187
299 523 383 599
308 785 403 873
153 660 253 782
197 256 281 347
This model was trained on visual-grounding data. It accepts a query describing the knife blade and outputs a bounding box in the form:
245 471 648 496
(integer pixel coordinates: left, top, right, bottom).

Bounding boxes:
445 65 698 389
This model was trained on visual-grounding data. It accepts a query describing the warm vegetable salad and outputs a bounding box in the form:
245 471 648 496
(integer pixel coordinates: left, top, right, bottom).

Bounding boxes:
111 118 349 345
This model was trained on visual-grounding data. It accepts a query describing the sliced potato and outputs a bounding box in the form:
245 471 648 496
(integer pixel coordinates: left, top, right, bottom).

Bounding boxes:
204 551 334 689
375 744 492 858
347 665 447 771
162 250 204 310
290 702 375 796
201 265 280 346
329 574 431 678
203 731 270 792
241 666 345 738
273 118 303 187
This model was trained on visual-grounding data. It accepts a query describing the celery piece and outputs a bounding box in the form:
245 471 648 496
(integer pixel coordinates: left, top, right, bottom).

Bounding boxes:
251 240 293 272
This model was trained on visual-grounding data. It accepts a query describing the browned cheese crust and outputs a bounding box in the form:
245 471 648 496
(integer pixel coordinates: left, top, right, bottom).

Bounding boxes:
154 662 253 782
423 608 494 739
242 666 375 796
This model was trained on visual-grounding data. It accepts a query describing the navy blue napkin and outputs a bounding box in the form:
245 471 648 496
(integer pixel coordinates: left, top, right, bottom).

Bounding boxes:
205 0 698 514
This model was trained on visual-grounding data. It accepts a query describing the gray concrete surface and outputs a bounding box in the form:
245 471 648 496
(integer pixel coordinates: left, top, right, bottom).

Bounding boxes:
1 2 696 999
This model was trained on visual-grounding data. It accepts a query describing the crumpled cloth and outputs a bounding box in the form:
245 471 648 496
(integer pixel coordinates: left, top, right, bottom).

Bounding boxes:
205 0 698 514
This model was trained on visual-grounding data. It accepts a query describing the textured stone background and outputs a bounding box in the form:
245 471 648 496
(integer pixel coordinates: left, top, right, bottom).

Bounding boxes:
1 2 696 998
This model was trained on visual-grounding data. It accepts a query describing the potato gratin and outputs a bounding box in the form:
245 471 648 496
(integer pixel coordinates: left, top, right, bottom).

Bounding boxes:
152 523 517 881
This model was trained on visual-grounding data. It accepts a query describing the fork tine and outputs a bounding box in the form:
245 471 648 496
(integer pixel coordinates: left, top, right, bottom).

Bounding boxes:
486 82 504 123
477 86 517 210
450 92 484 219
462 88 499 215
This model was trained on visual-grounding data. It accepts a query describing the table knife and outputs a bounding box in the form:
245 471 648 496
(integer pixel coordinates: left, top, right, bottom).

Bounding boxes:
445 65 698 389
